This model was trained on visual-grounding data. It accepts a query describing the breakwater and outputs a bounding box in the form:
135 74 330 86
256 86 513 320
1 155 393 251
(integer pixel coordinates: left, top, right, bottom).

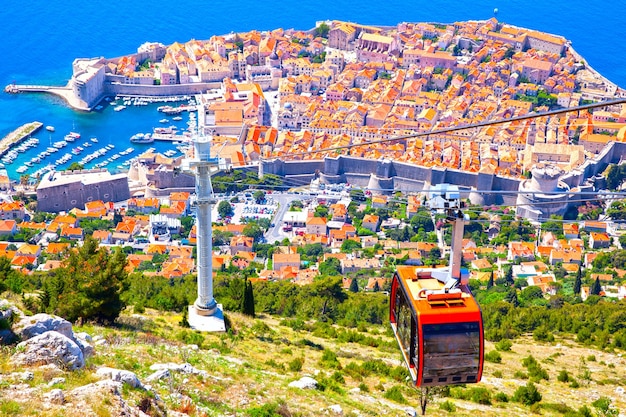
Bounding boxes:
0 122 43 157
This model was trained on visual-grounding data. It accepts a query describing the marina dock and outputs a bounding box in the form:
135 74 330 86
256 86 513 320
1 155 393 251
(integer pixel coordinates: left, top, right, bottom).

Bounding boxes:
0 121 43 157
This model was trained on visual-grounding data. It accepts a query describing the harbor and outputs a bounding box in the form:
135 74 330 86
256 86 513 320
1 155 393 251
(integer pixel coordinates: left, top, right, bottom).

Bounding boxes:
0 100 195 181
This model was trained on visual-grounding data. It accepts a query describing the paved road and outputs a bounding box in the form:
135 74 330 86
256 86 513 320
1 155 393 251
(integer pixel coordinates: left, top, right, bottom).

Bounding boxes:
265 192 310 243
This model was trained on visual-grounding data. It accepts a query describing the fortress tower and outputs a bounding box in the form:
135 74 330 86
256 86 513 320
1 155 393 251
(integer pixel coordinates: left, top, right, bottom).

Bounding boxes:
515 164 571 222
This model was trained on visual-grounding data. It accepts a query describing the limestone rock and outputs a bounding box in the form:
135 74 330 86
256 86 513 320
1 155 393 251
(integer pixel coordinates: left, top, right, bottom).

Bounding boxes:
0 299 24 320
149 362 207 377
74 332 93 343
96 367 143 389
288 376 318 389
70 379 122 399
328 404 343 415
44 388 65 405
9 371 34 382
47 377 66 387
73 336 94 359
10 330 85 370
145 369 171 382
13 314 74 340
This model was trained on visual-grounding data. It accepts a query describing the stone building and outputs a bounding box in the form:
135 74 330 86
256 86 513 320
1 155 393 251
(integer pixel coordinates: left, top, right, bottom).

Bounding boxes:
36 169 130 213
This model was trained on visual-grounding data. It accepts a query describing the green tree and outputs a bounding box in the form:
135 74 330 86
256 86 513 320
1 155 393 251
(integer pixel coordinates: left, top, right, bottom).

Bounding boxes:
606 200 626 221
242 278 255 317
349 278 359 293
314 205 329 218
0 256 24 294
505 287 519 307
573 266 583 296
590 277 602 295
243 222 264 241
41 236 127 323
314 22 330 38
66 162 84 171
319 257 341 276
487 271 494 289
505 266 514 286
253 190 266 204
341 239 362 253
217 200 234 218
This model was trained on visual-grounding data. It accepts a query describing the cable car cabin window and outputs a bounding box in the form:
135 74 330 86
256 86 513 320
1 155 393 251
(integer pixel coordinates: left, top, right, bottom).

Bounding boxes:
394 284 418 373
422 322 481 385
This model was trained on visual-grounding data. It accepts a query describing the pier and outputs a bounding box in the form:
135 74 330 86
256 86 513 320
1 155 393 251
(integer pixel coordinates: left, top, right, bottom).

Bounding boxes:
0 121 43 157
4 83 90 111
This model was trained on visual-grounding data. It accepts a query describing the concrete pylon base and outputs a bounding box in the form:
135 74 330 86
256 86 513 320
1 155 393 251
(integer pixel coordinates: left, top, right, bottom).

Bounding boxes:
188 304 226 332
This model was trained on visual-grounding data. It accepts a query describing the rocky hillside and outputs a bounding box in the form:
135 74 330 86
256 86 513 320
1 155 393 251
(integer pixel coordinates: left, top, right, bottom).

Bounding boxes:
1 298 624 416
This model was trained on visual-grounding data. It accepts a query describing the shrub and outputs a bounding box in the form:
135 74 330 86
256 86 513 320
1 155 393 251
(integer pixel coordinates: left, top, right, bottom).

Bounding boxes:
513 370 528 379
288 357 303 372
439 400 456 412
513 382 542 405
358 382 369 393
469 387 492 405
494 392 509 402
383 386 407 404
557 370 569 383
319 349 341 369
495 339 513 351
522 355 549 382
493 370 503 378
485 350 502 363
331 371 345 384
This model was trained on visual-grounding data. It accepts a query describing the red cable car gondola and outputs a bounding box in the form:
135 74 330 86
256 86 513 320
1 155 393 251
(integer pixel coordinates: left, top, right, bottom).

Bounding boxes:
389 185 484 387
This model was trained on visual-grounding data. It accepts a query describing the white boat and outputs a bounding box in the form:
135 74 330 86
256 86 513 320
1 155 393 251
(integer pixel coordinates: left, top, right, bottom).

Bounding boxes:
46 126 55 132
172 116 183 121
114 105 126 112
159 118 169 124
91 137 99 143
16 166 28 174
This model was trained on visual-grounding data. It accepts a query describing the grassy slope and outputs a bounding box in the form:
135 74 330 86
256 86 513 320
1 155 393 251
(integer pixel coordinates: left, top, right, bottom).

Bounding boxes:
1 307 625 416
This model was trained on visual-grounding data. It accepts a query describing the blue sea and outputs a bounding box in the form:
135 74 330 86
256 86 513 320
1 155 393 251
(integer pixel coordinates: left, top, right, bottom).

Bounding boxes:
0 0 625 180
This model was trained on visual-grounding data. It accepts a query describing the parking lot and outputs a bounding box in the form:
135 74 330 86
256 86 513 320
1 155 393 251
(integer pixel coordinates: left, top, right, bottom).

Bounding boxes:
213 196 278 224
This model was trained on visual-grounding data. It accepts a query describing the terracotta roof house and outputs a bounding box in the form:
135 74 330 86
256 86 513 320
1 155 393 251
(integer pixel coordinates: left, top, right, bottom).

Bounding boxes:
0 220 18 236
60 226 84 240
306 216 328 236
273 253 301 271
230 235 254 255
0 201 25 220
589 232 611 249
46 242 70 255
92 230 112 244
361 214 380 233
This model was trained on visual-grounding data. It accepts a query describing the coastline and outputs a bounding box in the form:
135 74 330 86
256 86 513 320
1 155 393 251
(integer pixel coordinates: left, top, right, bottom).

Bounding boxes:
4 19 624 111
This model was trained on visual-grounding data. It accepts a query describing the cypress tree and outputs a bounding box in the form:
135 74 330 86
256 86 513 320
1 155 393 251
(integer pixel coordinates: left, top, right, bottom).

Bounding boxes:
487 271 494 289
242 278 255 317
505 266 514 286
372 280 380 292
573 266 582 296
590 277 602 296
349 278 359 293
